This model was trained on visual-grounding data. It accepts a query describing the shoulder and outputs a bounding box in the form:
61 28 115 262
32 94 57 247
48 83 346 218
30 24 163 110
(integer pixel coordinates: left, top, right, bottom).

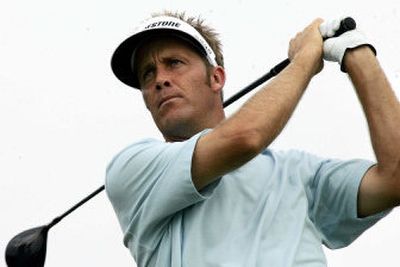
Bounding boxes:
261 148 326 164
106 138 163 173
265 148 373 175
105 130 209 196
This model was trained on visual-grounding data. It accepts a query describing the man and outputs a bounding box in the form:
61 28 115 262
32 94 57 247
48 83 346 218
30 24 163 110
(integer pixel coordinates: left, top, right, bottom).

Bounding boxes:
106 11 400 266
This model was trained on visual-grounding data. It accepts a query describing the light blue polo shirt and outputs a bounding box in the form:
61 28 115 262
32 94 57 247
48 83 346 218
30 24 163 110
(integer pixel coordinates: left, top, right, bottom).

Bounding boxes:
106 130 388 267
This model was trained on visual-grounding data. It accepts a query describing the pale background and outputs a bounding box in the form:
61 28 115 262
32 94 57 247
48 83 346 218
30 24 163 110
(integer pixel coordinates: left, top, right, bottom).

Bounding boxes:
1 0 399 266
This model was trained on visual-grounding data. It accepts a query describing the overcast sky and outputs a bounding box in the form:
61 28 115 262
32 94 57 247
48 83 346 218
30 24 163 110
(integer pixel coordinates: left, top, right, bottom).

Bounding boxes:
1 0 400 266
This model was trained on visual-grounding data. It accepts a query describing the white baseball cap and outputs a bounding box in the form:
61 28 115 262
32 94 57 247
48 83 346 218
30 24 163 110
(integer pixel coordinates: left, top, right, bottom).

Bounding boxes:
111 16 218 89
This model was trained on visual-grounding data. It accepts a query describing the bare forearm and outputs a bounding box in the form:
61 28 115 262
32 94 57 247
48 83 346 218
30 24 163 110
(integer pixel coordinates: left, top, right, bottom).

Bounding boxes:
345 47 400 174
193 56 317 189
229 56 315 150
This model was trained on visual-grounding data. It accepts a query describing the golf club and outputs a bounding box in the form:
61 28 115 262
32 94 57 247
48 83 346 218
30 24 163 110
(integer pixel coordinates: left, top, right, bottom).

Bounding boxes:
5 17 356 267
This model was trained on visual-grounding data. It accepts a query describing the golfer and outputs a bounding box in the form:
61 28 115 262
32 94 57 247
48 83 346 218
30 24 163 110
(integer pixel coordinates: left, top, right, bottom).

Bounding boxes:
106 11 400 266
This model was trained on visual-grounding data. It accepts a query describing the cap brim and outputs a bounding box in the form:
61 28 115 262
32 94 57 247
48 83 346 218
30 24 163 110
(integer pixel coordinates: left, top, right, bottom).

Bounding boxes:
111 29 208 89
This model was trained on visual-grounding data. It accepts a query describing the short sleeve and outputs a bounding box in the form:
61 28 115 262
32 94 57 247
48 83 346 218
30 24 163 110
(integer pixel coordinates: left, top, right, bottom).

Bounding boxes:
105 130 214 252
308 156 391 249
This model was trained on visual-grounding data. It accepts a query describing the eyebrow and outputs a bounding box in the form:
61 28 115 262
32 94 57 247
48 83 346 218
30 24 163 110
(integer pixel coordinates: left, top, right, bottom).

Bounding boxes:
137 52 191 82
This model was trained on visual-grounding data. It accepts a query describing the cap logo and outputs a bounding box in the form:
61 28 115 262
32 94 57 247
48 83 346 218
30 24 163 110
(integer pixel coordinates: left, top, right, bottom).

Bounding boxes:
137 16 217 67
144 21 181 29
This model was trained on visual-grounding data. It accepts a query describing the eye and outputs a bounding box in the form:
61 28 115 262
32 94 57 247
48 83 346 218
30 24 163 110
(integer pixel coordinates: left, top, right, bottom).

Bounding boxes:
168 58 183 67
141 67 155 83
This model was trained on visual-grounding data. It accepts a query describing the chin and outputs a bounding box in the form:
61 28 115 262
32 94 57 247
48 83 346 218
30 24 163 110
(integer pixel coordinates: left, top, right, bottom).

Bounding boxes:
157 113 198 139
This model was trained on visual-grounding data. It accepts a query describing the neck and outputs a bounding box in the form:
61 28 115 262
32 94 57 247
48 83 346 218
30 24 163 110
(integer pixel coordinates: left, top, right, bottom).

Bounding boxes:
163 109 225 142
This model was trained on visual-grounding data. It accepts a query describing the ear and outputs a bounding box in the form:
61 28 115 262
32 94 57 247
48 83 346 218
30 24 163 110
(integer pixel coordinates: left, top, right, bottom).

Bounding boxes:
210 66 226 94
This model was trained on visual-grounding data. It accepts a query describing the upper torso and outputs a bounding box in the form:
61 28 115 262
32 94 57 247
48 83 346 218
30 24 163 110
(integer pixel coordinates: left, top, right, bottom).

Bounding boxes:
106 131 385 267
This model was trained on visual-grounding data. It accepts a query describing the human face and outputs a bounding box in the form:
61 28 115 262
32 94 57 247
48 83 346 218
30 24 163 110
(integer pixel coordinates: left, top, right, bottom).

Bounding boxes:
135 37 223 141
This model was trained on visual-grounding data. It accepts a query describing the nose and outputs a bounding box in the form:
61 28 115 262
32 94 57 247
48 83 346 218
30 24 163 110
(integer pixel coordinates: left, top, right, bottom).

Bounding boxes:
155 80 171 90
155 68 171 91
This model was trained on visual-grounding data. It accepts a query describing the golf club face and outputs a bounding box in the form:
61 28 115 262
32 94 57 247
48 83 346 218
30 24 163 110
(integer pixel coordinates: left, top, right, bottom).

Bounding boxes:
5 225 49 267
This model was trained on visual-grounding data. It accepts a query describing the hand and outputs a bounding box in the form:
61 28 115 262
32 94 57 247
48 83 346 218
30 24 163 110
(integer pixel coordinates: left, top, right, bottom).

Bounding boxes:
319 18 376 72
288 18 324 75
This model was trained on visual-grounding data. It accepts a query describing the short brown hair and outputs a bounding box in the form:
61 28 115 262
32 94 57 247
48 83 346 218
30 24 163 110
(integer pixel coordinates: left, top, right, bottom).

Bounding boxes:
151 10 224 67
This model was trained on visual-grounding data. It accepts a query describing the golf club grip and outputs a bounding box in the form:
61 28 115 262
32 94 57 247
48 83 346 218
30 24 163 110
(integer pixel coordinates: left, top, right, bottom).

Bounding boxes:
273 18 356 75
223 17 356 107
333 17 356 37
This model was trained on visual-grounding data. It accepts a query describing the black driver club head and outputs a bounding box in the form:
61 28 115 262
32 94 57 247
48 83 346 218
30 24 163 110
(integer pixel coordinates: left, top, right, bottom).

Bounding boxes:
5 225 49 267
4 185 105 267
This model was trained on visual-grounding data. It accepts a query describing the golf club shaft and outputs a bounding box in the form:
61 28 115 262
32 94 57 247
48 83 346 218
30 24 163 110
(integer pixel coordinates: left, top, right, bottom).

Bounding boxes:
47 17 356 227
47 185 105 228
223 58 289 107
223 17 356 107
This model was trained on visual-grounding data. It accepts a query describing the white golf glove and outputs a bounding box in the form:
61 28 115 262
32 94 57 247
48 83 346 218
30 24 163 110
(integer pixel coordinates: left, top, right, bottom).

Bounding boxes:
319 18 376 72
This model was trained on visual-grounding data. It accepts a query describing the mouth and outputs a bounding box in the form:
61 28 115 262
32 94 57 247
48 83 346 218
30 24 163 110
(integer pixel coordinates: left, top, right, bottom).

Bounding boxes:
158 95 182 108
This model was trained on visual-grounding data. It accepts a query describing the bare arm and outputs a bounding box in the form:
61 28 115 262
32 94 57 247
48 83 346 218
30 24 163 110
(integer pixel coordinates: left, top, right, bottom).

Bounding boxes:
343 46 400 217
192 19 324 190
